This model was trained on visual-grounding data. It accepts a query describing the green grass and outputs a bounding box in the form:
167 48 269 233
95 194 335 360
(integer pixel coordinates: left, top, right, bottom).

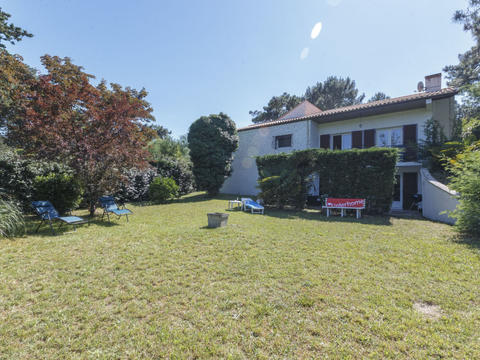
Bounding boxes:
1 192 480 359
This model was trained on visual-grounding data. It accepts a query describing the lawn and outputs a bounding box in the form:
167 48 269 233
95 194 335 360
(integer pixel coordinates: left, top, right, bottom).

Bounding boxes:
1 193 479 359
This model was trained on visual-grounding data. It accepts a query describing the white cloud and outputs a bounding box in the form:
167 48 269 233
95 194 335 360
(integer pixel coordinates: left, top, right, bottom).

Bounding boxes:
327 0 342 6
300 47 310 60
310 22 323 39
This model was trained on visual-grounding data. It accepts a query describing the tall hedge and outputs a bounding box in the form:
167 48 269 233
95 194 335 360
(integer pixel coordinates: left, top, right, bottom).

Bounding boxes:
256 148 398 214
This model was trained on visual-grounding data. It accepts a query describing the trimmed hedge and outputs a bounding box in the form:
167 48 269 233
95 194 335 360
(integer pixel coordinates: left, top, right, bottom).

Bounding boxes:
256 148 398 214
149 177 179 203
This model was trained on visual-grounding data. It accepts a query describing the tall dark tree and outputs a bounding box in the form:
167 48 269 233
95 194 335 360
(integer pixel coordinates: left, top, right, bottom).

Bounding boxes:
250 92 302 123
0 7 32 48
187 113 238 195
444 0 480 88
368 92 390 103
305 76 365 110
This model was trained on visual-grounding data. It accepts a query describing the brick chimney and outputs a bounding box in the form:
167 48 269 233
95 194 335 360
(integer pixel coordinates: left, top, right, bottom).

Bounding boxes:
425 73 442 92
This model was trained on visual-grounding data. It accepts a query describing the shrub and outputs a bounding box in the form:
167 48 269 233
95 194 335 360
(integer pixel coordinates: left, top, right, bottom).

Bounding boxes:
149 177 179 203
0 199 24 237
33 173 83 214
0 149 74 209
154 157 195 196
115 168 157 203
448 148 480 236
256 148 398 213
188 113 239 195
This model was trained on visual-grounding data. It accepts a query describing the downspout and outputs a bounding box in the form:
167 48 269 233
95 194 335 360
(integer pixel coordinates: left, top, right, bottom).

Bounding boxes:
306 120 311 149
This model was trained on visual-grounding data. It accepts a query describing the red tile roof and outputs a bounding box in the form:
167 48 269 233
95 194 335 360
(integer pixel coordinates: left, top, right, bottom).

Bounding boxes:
277 100 322 121
239 88 458 132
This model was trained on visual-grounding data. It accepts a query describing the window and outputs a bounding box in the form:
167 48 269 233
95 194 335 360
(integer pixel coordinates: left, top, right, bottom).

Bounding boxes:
376 127 402 147
275 134 292 148
341 134 352 149
333 135 342 150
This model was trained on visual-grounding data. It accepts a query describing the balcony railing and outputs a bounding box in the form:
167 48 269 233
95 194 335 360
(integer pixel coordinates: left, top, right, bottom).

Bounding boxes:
390 144 421 162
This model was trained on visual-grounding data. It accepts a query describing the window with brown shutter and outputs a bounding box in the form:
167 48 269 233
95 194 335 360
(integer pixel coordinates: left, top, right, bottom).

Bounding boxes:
363 129 375 148
320 134 330 149
403 124 417 161
333 135 342 150
352 131 363 148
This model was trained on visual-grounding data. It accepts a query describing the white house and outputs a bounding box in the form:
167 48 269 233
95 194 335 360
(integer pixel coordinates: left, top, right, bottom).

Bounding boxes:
221 74 459 223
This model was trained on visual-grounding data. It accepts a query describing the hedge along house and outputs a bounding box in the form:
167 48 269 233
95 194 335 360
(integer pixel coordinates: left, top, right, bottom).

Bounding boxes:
221 74 459 222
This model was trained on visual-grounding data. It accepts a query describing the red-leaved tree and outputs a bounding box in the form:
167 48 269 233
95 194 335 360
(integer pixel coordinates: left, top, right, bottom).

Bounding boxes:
9 55 155 215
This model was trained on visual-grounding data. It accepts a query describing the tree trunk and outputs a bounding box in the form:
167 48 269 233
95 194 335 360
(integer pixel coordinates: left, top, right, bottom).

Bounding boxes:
89 202 96 217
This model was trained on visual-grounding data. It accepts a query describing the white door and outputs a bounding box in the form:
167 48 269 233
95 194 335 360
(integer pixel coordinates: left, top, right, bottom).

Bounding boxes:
391 174 402 210
342 133 352 150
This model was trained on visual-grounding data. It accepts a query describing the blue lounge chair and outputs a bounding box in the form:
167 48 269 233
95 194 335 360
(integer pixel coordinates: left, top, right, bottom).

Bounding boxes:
99 196 132 222
242 198 264 214
31 201 88 235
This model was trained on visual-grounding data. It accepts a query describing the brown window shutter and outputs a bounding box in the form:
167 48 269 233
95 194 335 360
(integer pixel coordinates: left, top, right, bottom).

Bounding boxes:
333 135 342 150
352 131 363 148
403 124 417 145
320 134 330 149
363 129 375 148
403 124 418 161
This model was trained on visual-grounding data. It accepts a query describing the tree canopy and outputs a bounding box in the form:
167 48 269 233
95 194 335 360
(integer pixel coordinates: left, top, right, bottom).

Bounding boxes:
187 113 238 195
304 76 365 110
368 92 390 103
250 93 303 123
0 7 32 48
8 55 156 215
444 0 480 88
250 76 369 123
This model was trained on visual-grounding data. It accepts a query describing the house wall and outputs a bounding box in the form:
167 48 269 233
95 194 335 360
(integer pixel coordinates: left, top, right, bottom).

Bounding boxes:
221 121 309 195
432 97 456 139
314 107 432 143
421 168 458 224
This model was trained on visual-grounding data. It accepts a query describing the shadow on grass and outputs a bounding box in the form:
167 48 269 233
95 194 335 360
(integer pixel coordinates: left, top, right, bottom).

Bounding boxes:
262 207 394 226
23 215 120 237
450 234 480 253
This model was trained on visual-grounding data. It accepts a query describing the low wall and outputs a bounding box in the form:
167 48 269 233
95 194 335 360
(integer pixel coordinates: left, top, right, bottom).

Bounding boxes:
421 168 459 225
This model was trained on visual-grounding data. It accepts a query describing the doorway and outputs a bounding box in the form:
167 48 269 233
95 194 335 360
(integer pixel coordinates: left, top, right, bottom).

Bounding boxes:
402 172 418 210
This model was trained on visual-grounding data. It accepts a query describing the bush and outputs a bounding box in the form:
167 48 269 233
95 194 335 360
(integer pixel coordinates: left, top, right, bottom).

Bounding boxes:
448 148 480 236
0 199 24 237
188 113 239 195
256 148 398 213
154 157 195 195
149 177 179 203
0 149 74 209
33 173 83 214
115 168 157 203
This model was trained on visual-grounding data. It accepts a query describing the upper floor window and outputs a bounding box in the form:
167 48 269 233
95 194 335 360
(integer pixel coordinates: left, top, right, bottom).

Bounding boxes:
275 134 292 148
377 127 403 147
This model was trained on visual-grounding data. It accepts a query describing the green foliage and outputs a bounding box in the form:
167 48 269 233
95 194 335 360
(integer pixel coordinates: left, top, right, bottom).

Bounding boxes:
0 148 74 209
448 146 480 236
148 136 189 160
444 0 480 88
256 148 398 213
148 135 195 196
149 177 179 203
0 198 24 237
154 157 195 196
249 92 303 123
368 92 390 102
0 7 32 48
187 113 238 195
305 76 365 110
33 173 83 214
115 168 157 203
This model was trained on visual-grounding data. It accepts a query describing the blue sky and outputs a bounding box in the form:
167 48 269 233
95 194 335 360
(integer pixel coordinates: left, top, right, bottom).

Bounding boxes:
4 0 474 137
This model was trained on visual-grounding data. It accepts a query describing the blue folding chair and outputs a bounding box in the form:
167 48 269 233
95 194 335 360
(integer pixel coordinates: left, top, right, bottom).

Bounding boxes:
99 196 132 222
31 201 88 235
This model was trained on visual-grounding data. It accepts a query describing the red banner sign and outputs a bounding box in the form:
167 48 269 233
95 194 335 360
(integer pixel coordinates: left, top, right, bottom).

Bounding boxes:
326 198 365 208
